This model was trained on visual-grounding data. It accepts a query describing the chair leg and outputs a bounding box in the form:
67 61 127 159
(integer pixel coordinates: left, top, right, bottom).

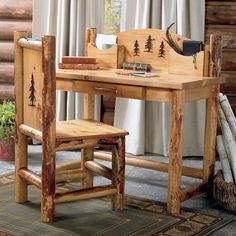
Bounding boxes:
15 133 28 203
41 147 56 222
112 136 125 211
80 148 94 189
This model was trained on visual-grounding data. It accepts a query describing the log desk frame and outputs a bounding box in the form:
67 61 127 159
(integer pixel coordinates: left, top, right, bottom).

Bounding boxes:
56 29 223 215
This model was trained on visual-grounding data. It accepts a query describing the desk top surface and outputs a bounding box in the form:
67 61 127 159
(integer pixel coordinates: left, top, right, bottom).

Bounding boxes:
56 68 224 90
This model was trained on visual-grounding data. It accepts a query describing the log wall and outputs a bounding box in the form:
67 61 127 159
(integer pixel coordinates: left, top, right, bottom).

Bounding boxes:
0 0 32 102
206 0 236 114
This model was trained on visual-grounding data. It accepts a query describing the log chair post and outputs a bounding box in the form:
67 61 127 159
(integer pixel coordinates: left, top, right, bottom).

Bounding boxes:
112 136 125 211
41 36 56 222
80 148 94 188
167 90 185 214
14 31 31 203
82 86 95 188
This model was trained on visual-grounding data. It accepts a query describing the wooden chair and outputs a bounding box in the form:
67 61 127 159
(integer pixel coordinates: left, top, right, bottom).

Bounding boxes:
14 31 128 222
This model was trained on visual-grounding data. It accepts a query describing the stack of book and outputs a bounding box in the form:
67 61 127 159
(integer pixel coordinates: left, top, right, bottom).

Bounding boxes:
59 56 99 70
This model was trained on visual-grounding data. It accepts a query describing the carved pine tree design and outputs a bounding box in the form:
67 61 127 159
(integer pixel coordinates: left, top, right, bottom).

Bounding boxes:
133 40 140 56
144 35 155 53
158 41 165 58
29 73 36 106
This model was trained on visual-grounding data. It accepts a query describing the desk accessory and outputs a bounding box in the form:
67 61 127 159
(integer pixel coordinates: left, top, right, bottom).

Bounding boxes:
87 43 124 68
122 62 151 72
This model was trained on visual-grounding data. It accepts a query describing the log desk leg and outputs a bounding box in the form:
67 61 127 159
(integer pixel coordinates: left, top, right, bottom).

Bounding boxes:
56 85 219 215
80 94 95 189
167 90 185 214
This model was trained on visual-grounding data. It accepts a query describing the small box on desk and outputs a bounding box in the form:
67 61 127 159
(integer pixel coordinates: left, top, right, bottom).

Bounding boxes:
87 43 125 69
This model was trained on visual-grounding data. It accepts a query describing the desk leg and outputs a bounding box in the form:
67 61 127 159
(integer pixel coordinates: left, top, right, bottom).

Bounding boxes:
167 90 185 214
81 94 95 188
203 85 219 183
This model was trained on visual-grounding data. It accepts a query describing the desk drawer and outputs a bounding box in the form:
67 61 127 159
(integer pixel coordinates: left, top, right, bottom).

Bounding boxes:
57 80 145 100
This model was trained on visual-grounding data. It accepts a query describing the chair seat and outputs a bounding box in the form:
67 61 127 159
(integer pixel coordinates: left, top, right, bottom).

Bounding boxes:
56 119 128 142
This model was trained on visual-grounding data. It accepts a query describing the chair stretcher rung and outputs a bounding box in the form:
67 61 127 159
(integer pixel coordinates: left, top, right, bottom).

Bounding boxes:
84 160 112 180
56 168 87 182
55 185 117 203
180 182 209 202
18 168 42 189
19 124 42 142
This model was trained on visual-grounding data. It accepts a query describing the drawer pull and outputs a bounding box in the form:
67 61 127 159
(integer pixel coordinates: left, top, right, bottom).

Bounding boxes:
94 87 117 94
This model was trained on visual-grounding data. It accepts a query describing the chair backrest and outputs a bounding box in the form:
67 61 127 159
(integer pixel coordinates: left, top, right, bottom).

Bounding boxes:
14 31 56 141
86 28 222 78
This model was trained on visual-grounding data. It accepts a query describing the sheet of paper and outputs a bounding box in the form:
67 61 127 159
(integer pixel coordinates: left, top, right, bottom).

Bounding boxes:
96 34 117 49
131 73 160 78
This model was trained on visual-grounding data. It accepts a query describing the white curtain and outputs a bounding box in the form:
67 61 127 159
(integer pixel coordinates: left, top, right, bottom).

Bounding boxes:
114 0 206 156
33 0 104 121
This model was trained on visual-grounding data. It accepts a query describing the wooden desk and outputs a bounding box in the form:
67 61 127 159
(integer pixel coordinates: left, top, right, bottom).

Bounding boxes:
56 68 224 214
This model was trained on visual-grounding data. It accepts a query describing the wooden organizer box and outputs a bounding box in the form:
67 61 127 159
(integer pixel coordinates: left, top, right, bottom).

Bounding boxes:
86 28 213 77
86 28 124 69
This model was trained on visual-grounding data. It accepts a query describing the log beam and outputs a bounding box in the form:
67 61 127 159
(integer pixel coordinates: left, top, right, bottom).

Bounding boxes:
0 41 14 62
56 160 82 172
0 84 14 101
0 0 32 20
55 185 117 203
18 168 42 189
180 182 209 202
84 160 112 180
19 124 42 141
0 21 32 41
56 169 87 183
94 152 203 179
0 62 14 84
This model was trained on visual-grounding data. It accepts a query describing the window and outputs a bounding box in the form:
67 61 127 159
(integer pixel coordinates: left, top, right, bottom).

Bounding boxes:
104 0 122 34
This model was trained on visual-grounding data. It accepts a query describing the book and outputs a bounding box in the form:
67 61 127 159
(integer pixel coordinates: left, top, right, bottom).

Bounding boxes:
58 63 99 70
62 56 97 64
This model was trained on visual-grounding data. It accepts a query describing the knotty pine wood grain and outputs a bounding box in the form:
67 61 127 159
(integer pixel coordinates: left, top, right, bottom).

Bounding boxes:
167 90 185 214
56 119 128 141
23 49 43 132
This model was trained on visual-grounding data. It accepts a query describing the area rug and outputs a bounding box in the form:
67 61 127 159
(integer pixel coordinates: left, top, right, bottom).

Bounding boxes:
0 175 232 236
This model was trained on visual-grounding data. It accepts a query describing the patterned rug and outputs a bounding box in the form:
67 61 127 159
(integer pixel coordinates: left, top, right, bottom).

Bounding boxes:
0 174 232 236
